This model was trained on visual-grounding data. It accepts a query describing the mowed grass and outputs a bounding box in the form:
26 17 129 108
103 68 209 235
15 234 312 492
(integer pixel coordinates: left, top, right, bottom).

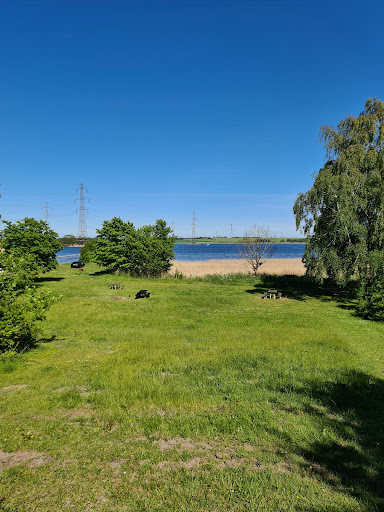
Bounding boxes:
1 264 384 511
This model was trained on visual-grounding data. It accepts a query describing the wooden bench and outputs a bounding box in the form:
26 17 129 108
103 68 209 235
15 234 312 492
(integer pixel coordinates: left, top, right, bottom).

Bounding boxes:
262 289 282 299
108 282 125 289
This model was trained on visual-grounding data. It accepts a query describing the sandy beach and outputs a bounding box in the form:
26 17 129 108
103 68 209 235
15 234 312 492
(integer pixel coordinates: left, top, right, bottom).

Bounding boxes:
170 258 305 277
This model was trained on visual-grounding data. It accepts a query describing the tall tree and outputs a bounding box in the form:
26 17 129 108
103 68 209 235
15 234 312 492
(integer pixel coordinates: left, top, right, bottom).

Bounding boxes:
0 218 62 273
93 217 137 271
94 217 176 276
293 98 384 286
137 219 176 276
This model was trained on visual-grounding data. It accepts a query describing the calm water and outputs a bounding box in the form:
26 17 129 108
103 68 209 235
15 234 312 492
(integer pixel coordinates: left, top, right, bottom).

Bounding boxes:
56 243 305 265
174 243 304 261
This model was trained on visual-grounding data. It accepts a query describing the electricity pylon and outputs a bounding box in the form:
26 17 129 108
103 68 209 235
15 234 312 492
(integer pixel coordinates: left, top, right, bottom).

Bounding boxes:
75 184 90 245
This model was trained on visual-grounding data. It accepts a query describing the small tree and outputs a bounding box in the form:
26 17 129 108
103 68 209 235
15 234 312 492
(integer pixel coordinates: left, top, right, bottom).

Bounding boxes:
136 219 176 277
0 218 62 273
356 251 384 321
240 225 275 276
94 217 137 272
80 239 97 263
0 253 59 355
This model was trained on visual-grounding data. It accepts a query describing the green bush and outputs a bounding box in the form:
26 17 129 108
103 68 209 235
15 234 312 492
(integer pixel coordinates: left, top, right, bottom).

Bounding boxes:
0 254 59 355
357 280 384 321
0 217 62 273
80 239 97 263
94 217 176 277
356 251 384 321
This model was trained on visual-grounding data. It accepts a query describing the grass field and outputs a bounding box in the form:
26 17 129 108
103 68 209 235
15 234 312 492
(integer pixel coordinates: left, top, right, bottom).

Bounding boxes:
1 264 384 511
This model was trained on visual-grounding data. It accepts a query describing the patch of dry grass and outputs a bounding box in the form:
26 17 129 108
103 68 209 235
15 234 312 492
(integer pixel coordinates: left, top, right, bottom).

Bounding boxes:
170 258 305 277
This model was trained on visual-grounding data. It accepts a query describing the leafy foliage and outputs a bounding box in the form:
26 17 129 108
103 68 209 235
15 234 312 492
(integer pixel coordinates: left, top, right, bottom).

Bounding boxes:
357 280 384 321
294 98 384 287
80 239 97 262
59 234 77 246
0 217 62 273
94 217 176 276
356 251 384 320
0 253 59 354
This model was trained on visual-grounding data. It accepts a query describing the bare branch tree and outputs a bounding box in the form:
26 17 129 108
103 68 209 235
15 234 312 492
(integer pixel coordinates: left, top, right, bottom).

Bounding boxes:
240 225 275 275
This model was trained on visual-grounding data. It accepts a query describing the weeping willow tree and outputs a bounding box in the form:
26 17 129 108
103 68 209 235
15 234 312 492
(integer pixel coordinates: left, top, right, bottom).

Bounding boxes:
294 98 384 291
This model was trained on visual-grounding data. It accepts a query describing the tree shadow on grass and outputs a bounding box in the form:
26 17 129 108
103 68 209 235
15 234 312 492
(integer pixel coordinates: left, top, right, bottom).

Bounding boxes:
35 277 65 283
245 274 358 305
274 371 384 509
88 268 114 277
38 335 57 344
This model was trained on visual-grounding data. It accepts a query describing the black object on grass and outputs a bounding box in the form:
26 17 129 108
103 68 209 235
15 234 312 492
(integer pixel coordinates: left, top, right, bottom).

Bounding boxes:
135 290 150 299
71 261 85 268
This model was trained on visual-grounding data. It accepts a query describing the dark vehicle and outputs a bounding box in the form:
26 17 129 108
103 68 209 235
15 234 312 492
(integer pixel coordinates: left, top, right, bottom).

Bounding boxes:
71 261 85 268
135 289 150 299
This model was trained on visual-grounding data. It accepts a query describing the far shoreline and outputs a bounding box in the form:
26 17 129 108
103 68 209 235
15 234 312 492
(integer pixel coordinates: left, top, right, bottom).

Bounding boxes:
175 239 306 245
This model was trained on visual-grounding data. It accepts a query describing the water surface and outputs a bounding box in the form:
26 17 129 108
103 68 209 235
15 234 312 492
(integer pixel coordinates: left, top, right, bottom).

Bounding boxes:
56 243 304 265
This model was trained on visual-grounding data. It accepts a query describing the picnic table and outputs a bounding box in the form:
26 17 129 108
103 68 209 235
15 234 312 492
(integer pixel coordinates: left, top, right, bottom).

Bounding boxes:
263 289 282 299
108 282 125 289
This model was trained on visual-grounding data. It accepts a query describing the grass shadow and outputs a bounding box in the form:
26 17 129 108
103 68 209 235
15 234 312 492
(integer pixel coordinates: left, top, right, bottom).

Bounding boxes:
89 268 115 276
277 371 384 508
245 274 358 306
35 277 65 283
38 335 57 344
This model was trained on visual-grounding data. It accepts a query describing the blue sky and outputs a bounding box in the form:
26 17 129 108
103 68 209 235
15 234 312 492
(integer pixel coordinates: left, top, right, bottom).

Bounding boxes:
1 0 383 237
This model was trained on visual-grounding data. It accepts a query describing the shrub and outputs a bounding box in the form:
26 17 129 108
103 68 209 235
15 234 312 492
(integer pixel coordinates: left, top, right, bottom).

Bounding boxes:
356 251 384 321
0 217 62 273
0 254 59 355
357 280 384 321
80 239 97 263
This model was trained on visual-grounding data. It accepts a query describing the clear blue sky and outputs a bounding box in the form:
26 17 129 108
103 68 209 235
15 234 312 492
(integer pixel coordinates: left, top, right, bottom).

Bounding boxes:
1 0 383 237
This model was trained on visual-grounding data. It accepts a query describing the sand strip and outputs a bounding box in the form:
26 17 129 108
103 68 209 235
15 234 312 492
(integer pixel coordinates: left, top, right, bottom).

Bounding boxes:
170 258 305 277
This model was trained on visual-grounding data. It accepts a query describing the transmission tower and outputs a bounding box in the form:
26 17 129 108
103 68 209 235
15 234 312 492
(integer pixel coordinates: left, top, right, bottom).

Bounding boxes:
230 224 233 238
192 211 197 244
42 202 52 224
75 184 90 245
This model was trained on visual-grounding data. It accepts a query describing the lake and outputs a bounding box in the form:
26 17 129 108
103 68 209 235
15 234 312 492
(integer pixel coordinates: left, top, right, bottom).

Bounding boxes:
56 243 305 265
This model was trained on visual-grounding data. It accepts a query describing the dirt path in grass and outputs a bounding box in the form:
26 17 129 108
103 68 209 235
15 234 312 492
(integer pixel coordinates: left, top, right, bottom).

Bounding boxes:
170 258 305 277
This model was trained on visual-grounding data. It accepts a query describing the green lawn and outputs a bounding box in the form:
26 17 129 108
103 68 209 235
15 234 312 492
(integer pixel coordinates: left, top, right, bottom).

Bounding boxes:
1 264 383 511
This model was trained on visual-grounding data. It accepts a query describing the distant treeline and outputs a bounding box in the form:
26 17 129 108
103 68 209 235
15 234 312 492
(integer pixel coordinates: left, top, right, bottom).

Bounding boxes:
59 235 95 246
176 237 305 244
60 235 306 245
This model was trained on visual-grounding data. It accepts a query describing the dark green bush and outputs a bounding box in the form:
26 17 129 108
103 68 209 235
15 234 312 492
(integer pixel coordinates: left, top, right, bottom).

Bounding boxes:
94 217 176 277
356 251 384 321
80 239 97 262
0 217 62 273
0 254 59 355
357 279 384 321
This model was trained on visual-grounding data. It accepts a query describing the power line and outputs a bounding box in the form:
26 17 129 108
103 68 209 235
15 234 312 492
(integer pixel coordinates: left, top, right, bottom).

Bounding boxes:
192 211 197 243
2 193 73 196
75 184 90 244
42 202 53 224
